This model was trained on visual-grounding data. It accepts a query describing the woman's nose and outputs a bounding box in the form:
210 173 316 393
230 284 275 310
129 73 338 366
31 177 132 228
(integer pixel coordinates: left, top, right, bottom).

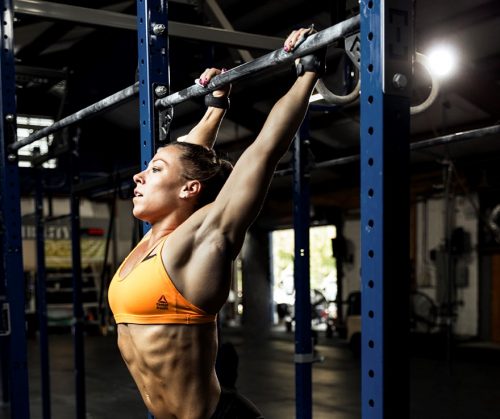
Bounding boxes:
133 171 144 184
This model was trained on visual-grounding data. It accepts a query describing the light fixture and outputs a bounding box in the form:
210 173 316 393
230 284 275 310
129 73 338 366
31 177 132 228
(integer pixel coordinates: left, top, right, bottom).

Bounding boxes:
426 45 458 78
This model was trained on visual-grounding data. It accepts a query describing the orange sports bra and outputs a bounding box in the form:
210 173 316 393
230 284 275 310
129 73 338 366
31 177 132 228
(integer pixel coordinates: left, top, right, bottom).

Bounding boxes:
108 235 216 325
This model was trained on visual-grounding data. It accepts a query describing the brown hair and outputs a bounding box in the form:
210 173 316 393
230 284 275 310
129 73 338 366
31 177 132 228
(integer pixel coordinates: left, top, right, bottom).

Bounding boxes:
167 142 233 208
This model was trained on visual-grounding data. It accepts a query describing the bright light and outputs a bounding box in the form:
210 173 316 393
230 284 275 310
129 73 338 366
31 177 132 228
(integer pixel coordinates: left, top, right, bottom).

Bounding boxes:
309 92 323 103
426 45 458 78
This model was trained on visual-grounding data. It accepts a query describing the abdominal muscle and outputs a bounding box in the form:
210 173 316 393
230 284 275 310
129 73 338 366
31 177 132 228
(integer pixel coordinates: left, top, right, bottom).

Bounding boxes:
117 322 220 419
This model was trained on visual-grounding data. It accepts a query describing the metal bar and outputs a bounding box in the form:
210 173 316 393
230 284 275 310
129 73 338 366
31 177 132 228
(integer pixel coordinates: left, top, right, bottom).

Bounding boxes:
14 0 140 30
293 122 313 419
203 0 253 63
9 83 139 152
7 11 357 155
360 1 412 418
69 130 86 419
16 64 68 80
169 21 283 50
34 171 51 419
410 124 500 151
14 0 283 50
97 195 116 329
72 167 138 194
0 1 31 417
155 15 361 109
275 123 500 175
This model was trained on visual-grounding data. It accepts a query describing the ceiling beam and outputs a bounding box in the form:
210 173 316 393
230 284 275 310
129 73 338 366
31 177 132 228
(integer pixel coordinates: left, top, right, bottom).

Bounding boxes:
202 0 254 63
14 0 283 50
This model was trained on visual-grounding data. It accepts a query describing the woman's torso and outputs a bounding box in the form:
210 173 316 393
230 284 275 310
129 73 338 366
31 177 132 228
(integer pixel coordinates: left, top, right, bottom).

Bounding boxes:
117 322 220 419
109 222 228 419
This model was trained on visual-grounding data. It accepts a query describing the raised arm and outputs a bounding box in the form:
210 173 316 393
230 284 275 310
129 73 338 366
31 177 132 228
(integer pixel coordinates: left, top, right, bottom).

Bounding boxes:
178 68 231 149
202 27 325 257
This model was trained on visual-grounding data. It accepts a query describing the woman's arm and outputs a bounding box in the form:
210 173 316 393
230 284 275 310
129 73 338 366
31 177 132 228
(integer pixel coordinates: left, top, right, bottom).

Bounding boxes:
177 68 230 149
200 27 324 258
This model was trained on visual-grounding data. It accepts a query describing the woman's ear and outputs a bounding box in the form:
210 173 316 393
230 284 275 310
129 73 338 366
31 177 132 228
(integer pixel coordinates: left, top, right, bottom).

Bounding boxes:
180 180 201 199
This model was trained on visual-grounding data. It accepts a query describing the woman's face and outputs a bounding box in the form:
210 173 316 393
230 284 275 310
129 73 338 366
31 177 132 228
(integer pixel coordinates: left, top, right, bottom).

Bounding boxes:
132 146 186 223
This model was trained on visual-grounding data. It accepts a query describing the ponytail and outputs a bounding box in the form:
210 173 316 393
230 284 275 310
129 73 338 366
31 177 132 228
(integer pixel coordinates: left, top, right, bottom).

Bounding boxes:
167 142 233 208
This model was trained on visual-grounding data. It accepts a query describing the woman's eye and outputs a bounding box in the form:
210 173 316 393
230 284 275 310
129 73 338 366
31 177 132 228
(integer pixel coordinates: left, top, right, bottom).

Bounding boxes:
152 167 160 173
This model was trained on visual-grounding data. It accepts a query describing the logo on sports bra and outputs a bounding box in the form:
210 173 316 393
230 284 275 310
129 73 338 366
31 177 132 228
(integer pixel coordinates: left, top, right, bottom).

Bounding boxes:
156 295 169 310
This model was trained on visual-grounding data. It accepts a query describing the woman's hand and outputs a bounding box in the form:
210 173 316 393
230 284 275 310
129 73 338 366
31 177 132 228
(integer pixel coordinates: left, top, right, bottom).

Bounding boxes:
196 67 231 98
284 25 326 77
283 25 316 53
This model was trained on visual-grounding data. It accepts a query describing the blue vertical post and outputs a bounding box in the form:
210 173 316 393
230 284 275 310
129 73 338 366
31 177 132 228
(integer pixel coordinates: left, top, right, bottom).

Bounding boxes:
0 193 9 404
293 119 313 419
35 171 51 419
136 0 170 236
0 1 31 417
69 129 86 419
360 1 412 418
137 3 169 417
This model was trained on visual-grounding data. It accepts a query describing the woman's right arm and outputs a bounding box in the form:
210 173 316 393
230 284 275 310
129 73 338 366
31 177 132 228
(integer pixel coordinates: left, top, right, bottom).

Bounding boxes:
177 68 230 149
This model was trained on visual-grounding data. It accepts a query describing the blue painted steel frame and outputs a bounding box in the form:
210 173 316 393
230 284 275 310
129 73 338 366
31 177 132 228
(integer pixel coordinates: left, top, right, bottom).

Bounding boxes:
35 173 51 419
137 2 169 417
360 1 412 418
293 120 313 419
69 130 87 419
137 0 170 236
0 0 31 417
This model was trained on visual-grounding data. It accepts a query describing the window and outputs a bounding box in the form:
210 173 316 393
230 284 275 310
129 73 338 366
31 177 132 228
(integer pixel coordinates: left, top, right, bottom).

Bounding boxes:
17 115 56 169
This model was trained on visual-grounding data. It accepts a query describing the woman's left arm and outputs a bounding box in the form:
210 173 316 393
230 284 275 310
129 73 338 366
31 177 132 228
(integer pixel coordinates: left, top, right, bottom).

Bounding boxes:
197 27 323 259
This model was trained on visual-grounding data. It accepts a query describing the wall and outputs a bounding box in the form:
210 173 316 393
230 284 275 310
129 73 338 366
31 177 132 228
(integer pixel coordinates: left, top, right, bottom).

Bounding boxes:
341 194 479 337
415 195 478 336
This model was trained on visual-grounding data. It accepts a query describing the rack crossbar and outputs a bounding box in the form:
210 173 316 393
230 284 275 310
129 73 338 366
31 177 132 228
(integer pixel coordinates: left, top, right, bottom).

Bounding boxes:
11 15 361 153
155 15 361 109
10 82 139 152
275 124 500 176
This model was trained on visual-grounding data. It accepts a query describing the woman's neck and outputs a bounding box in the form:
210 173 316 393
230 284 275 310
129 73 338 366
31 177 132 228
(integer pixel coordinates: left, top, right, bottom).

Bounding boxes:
146 211 189 242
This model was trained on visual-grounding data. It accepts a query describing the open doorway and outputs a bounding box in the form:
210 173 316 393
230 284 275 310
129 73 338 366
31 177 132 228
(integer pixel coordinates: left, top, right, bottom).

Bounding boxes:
270 225 337 331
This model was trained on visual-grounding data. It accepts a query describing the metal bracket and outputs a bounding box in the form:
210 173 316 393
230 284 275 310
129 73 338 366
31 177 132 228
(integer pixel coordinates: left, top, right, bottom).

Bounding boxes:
158 106 174 143
314 32 361 105
345 33 361 69
294 351 325 364
382 2 413 96
0 301 11 336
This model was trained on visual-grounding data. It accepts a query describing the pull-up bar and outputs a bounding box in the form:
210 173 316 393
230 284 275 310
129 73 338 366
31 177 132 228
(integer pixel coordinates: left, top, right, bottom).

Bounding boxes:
275 123 500 176
10 83 139 152
11 14 360 153
155 15 361 109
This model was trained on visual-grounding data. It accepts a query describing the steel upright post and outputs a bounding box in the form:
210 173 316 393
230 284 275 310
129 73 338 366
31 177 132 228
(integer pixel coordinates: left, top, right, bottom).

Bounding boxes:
360 1 412 418
293 119 313 419
136 0 170 235
35 171 51 419
137 3 170 417
0 1 31 417
69 129 86 419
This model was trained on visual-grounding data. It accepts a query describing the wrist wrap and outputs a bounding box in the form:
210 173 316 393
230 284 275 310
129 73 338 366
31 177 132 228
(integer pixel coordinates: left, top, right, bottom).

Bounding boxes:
295 48 327 77
204 94 230 109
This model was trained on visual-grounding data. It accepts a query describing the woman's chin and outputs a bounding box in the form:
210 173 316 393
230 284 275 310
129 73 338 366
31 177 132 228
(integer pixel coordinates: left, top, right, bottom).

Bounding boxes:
132 209 149 222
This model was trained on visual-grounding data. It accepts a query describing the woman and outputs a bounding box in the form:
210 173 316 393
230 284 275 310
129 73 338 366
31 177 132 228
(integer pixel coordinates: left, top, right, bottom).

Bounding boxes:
108 26 325 419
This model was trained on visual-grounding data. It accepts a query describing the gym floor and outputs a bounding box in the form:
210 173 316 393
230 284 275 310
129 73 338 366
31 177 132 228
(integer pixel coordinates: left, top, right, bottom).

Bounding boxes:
2 326 500 419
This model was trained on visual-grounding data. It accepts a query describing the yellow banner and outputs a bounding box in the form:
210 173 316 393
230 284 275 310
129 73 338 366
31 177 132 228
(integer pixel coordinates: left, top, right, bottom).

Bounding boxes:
45 238 106 269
